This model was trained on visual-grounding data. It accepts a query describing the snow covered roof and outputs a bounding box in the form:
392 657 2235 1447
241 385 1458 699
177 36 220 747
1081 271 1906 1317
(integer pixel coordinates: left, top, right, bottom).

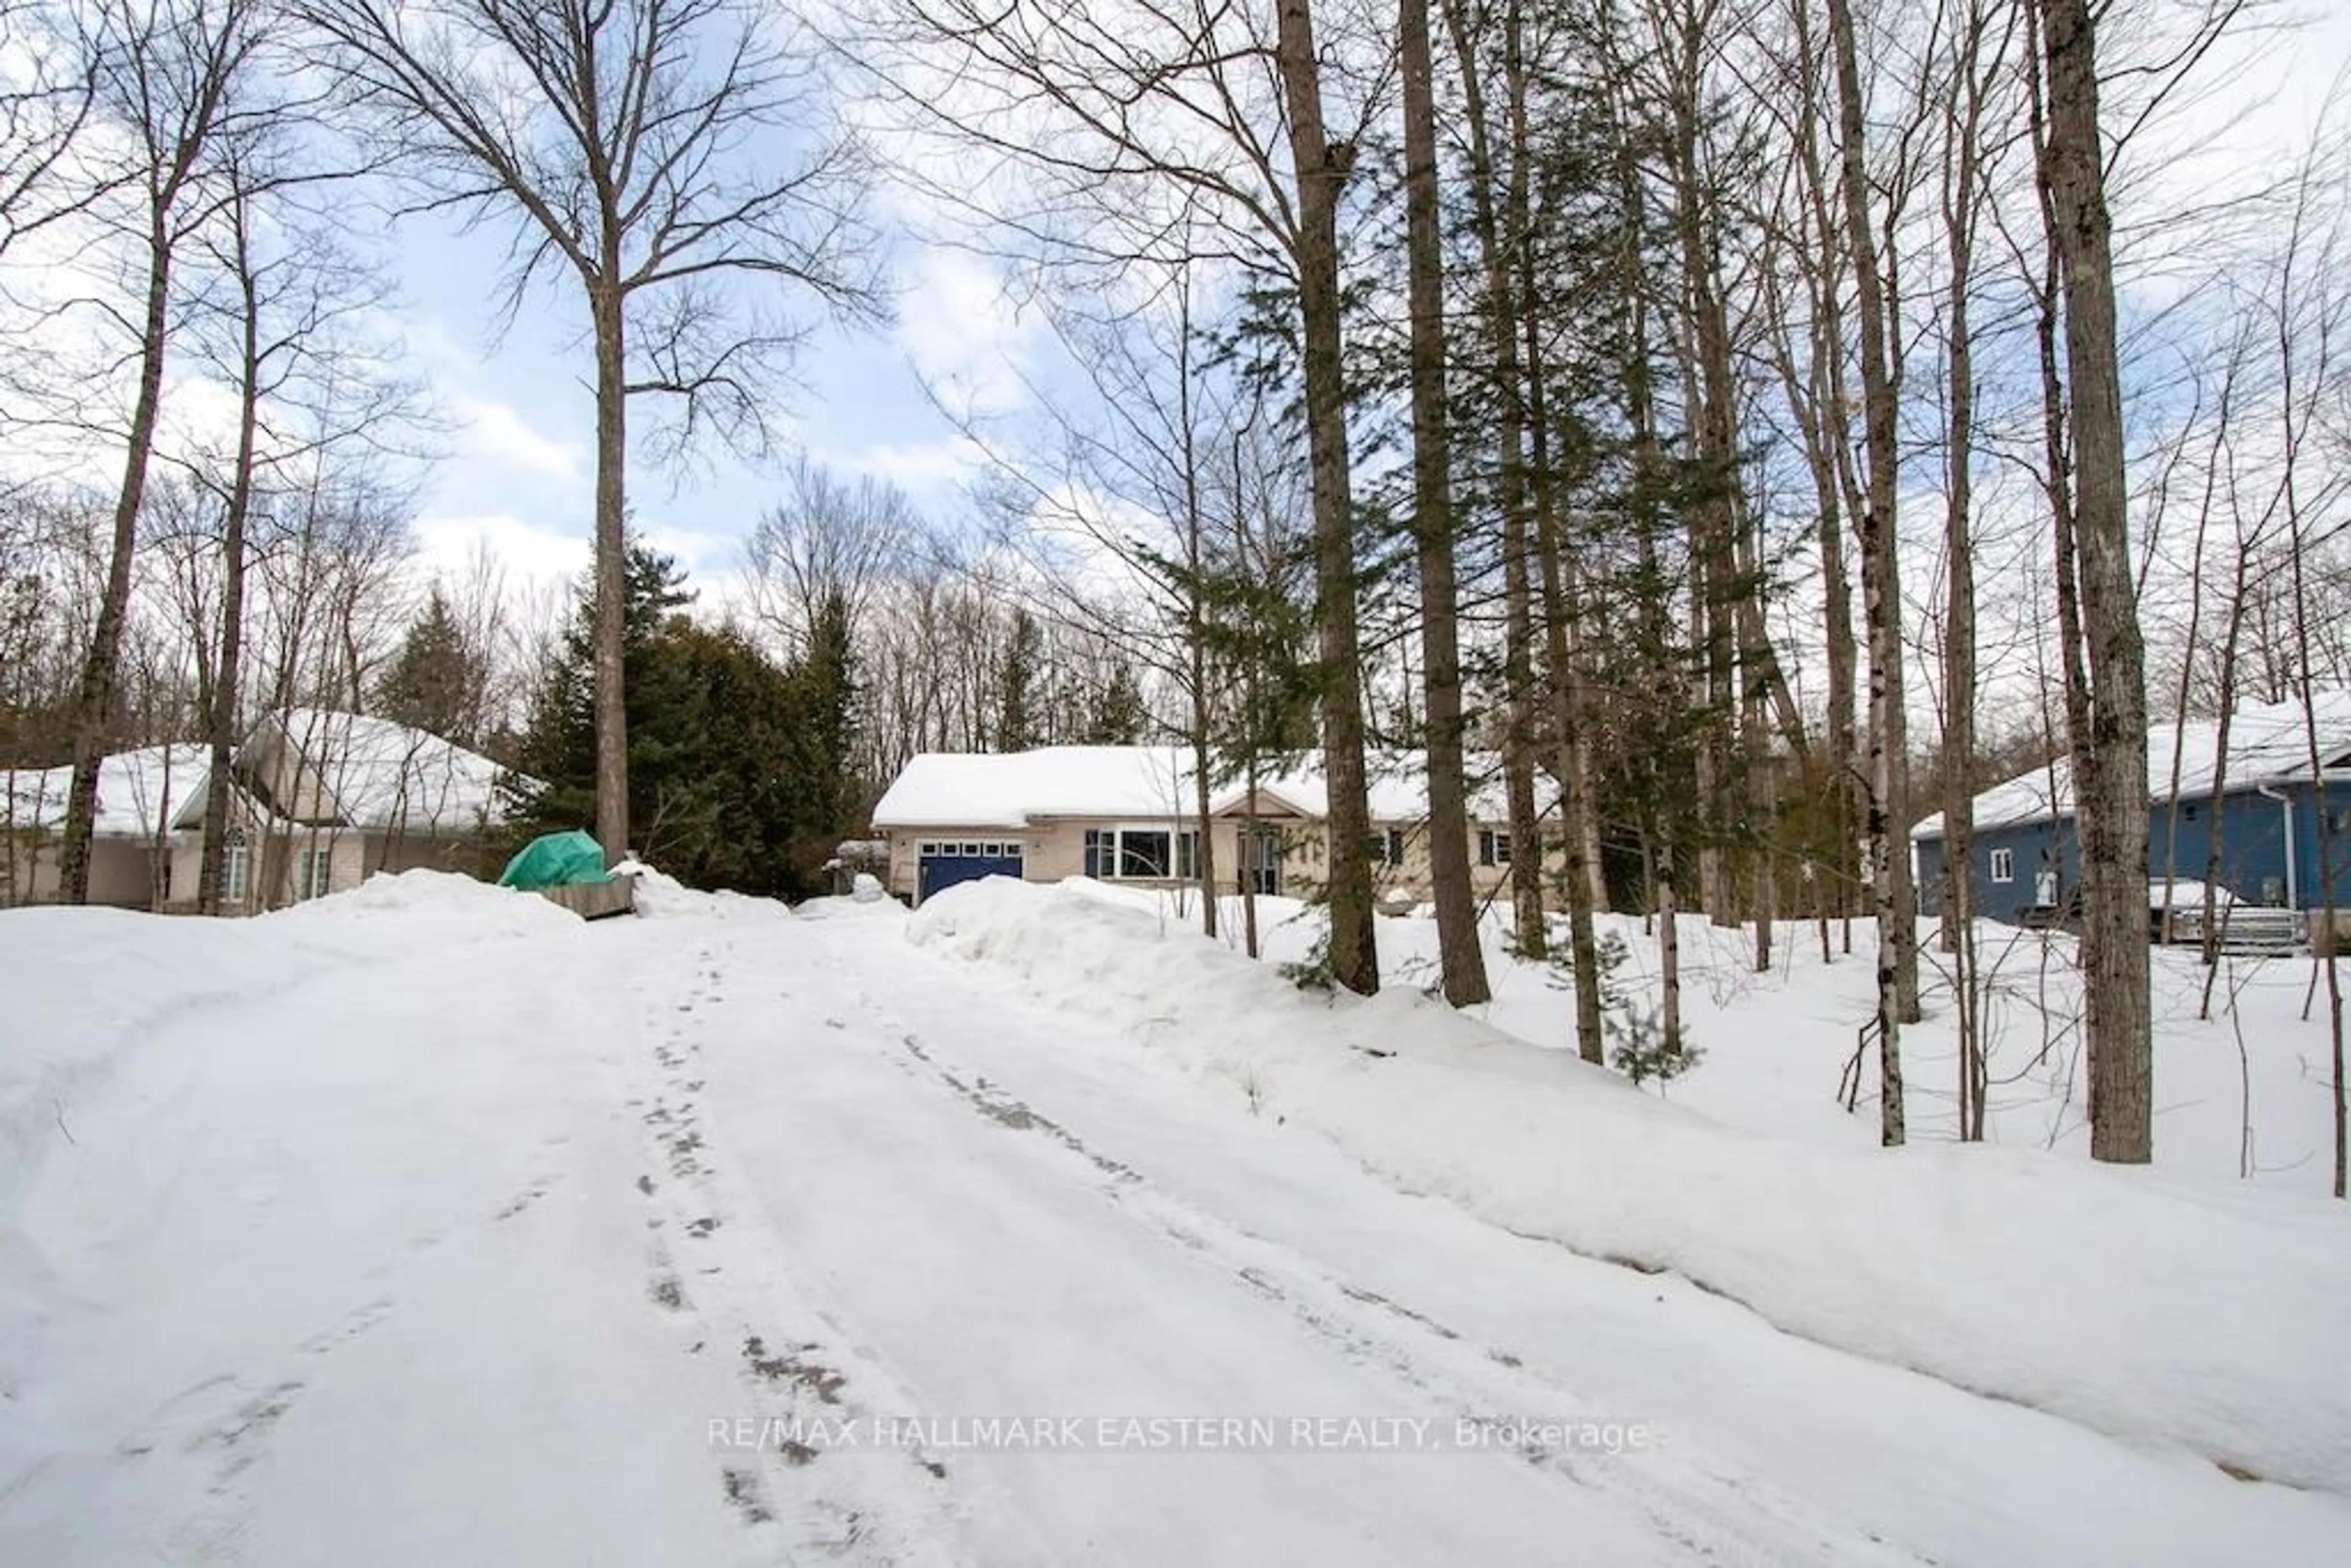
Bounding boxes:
1913 692 2351 841
874 747 1200 829
1245 751 1546 823
244 708 511 833
871 746 1547 830
2 745 212 839
2 713 516 843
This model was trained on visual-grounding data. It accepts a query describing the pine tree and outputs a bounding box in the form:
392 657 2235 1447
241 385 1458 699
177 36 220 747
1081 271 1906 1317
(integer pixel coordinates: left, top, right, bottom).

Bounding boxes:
786 587 859 868
500 541 692 851
375 587 487 745
997 607 1040 751
1086 659 1150 745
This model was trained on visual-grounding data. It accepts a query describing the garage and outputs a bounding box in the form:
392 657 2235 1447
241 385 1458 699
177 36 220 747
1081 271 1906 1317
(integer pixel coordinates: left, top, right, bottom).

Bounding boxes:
916 839 1025 904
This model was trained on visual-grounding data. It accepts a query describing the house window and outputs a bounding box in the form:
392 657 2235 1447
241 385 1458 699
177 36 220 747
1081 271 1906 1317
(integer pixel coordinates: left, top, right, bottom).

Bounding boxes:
1478 830 1511 867
223 843 250 904
1384 828 1406 867
1084 827 1178 879
1117 830 1171 879
1176 830 1201 880
296 846 333 901
1990 847 2015 883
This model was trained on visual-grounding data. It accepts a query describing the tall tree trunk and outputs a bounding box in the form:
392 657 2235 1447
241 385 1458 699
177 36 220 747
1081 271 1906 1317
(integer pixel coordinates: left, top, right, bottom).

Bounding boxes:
1401 0 1487 1005
1179 287 1218 939
1570 573 1610 915
1520 7 1603 1062
60 216 175 904
1941 2 1993 1138
2198 551 2250 1016
200 193 264 915
1663 8 1743 929
1861 496 1907 1146
2027 2 2097 1058
1781 6 1860 950
1441 0 1547 960
1657 839 1683 1057
1276 0 1378 994
2040 0 2151 1164
591 278 631 866
1825 0 1919 1035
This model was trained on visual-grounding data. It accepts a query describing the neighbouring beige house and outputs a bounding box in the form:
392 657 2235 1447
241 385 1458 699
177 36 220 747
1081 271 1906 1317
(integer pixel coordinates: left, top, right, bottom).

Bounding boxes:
1 708 517 913
869 746 1564 909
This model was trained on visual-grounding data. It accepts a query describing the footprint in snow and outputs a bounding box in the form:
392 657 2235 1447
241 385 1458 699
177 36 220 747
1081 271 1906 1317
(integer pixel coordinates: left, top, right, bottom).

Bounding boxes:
721 1467 774 1525
298 1297 394 1355
493 1176 557 1220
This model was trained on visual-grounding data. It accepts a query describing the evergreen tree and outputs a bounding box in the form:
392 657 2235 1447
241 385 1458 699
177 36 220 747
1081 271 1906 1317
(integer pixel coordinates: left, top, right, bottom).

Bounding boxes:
500 541 692 852
501 542 864 899
1085 658 1150 745
784 587 859 878
375 587 487 745
997 607 1040 751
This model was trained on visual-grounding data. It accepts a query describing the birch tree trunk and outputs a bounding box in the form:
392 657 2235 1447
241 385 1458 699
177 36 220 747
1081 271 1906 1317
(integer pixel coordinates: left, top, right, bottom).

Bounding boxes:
1824 0 1919 1045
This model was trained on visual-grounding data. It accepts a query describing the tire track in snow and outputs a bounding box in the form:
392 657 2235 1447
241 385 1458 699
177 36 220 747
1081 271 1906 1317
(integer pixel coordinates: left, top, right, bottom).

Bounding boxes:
620 931 988 1566
811 947 1930 1568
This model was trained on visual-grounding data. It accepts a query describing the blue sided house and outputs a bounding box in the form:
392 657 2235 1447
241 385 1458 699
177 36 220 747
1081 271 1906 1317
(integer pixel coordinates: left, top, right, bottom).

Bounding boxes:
1913 694 2351 925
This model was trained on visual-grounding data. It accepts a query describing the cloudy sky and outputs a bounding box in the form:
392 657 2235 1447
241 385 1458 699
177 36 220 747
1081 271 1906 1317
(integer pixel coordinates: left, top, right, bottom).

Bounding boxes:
301 1 2351 618
393 200 1026 601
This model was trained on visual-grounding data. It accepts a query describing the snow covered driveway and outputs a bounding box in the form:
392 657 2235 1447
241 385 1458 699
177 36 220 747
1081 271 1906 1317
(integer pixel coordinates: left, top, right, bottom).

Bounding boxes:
4 878 2346 1564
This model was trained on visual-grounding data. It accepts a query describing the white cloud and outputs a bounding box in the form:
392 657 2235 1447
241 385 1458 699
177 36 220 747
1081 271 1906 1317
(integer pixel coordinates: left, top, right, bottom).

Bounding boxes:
451 394 584 481
412 510 589 590
891 249 1037 419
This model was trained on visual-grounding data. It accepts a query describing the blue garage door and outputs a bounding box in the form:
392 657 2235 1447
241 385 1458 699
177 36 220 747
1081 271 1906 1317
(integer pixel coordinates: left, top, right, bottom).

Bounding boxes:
917 839 1025 902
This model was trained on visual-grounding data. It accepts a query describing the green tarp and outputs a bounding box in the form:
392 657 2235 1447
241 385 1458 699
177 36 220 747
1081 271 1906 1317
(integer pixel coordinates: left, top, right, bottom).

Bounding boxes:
498 830 615 890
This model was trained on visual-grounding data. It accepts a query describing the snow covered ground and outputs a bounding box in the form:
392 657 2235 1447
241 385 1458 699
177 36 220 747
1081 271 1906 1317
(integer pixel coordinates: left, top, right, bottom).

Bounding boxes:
1117 878 2346 1193
4 871 2347 1563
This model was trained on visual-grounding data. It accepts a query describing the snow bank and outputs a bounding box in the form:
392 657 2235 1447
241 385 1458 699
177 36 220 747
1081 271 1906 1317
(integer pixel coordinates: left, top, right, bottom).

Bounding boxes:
624 865 790 922
271 868 585 944
5 872 576 1191
1 871 590 1399
6 872 560 1128
909 878 2351 1495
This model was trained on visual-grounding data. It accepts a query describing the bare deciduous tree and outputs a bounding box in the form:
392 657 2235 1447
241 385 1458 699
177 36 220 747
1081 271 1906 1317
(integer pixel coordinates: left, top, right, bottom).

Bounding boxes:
297 0 884 865
54 0 268 903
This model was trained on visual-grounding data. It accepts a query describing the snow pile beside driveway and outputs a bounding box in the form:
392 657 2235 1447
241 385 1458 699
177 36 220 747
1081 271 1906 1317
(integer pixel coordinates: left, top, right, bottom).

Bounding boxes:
3 871 578 1183
908 877 2351 1495
0 871 590 1401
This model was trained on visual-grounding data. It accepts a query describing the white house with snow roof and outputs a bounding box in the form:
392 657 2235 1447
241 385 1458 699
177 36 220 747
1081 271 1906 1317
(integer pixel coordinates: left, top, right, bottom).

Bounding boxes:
869 745 1562 907
2 708 519 912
